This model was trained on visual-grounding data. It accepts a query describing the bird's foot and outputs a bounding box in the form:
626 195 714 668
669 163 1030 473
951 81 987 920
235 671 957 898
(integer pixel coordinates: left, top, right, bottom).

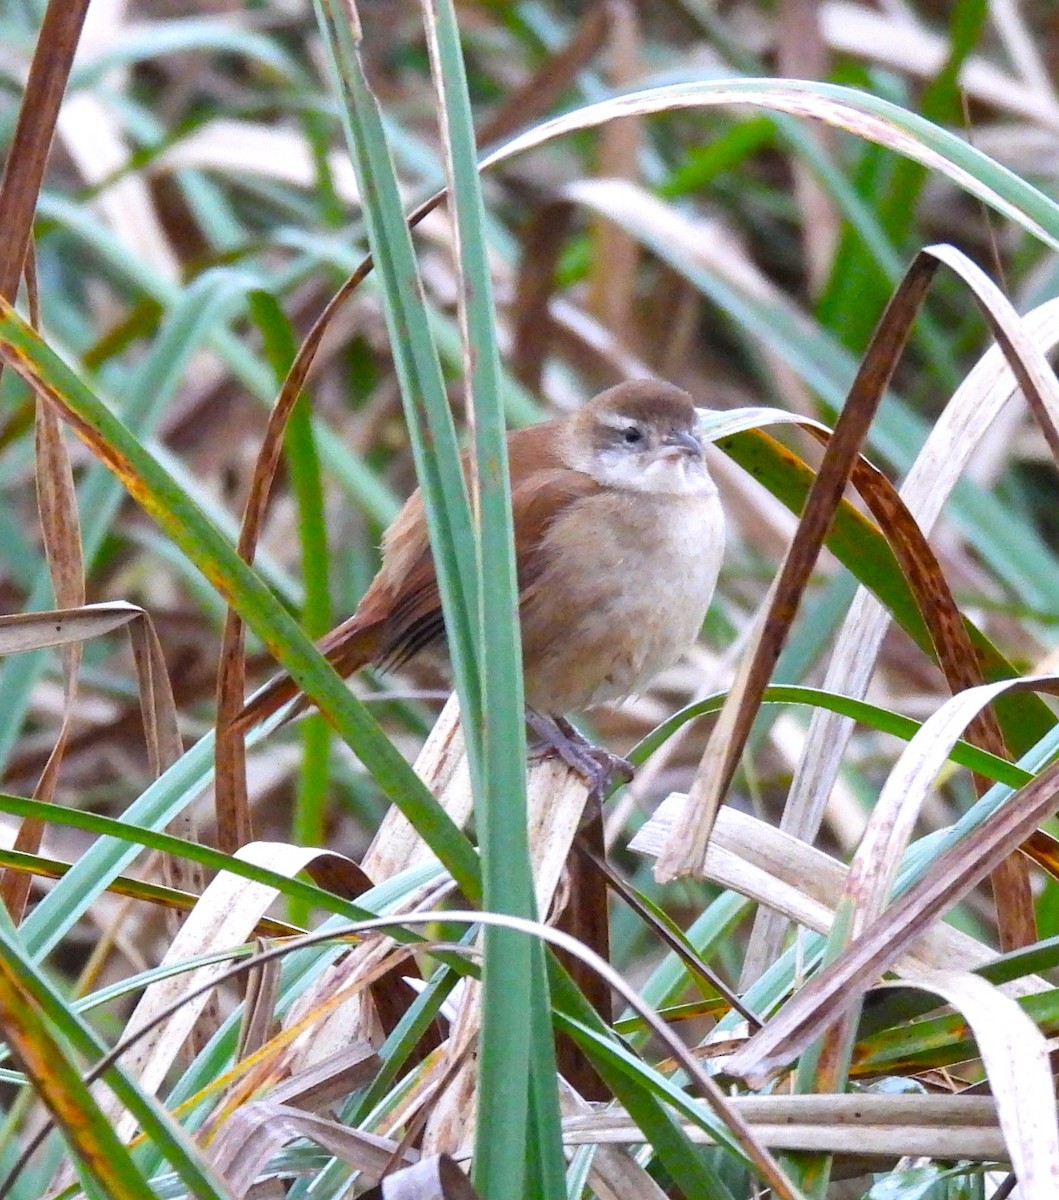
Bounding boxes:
526 711 634 800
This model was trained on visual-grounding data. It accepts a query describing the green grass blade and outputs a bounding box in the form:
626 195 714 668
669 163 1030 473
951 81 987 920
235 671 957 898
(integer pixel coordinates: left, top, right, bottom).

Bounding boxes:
628 684 1032 788
0 791 390 929
546 963 741 1200
424 1 563 1194
247 291 333 919
484 77 1059 250
310 0 482 723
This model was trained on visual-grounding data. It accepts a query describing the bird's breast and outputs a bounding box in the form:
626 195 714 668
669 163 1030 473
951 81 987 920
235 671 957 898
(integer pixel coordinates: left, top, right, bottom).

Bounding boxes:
519 484 724 713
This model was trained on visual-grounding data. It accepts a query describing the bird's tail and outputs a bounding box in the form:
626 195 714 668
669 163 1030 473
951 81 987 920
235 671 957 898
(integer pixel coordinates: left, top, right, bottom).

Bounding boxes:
231 616 384 733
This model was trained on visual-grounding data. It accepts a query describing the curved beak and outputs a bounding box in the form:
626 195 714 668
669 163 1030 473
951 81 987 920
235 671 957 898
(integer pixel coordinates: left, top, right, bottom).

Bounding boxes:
663 428 704 457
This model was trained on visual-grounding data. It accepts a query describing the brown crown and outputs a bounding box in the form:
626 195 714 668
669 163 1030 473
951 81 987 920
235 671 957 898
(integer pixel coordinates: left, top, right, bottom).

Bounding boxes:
585 379 698 429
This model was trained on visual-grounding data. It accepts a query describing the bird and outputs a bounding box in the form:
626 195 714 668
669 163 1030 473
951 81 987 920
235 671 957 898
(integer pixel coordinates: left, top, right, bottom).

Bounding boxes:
235 379 725 795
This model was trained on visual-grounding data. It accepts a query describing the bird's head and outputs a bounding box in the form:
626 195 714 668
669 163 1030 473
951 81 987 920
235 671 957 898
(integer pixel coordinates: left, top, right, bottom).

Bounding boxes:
566 380 710 496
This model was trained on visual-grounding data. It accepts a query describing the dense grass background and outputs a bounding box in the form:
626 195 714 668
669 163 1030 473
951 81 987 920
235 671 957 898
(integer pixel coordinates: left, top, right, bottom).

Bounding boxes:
2 0 1059 1197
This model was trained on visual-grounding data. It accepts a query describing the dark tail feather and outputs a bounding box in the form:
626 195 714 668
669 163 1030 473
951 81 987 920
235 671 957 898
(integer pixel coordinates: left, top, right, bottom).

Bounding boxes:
231 617 383 733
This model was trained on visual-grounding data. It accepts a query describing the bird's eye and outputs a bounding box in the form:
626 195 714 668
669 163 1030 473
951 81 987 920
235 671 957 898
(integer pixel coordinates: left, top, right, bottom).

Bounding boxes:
623 425 644 445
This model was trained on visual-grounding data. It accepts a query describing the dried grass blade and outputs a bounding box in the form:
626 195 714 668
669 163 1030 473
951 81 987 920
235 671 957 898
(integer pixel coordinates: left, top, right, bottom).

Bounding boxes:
811 677 1059 1096
511 201 576 391
0 602 142 654
126 615 183 778
871 639 1037 856
804 234 1059 959
924 243 1059 463
102 843 370 1143
181 944 412 1145
0 602 192 931
743 294 1059 982
371 1155 480 1199
725 677 1059 1087
776 0 838 291
871 971 1059 1197
821 433 1034 953
131 610 213 1044
559 1082 669 1200
358 910 802 1199
207 1103 413 1194
0 0 90 296
201 1046 384 1185
563 1093 1005 1155
631 801 1036 987
0 602 174 921
581 837 761 1025
1 259 88 919
705 407 1012 757
586 0 641 341
265 1042 380 1112
92 902 796 1198
279 933 433 1082
990 0 1057 98
418 753 592 1159
236 938 282 1063
363 696 468 881
280 701 465 1075
656 252 937 881
214 273 371 850
33 401 84 615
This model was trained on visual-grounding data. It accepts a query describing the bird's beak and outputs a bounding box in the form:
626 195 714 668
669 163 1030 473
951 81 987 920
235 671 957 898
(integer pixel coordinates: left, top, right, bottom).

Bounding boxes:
663 429 704 457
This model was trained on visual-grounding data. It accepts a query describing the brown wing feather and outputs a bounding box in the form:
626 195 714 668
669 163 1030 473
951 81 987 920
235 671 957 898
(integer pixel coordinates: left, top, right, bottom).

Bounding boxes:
365 419 581 665
234 417 593 729
510 466 602 593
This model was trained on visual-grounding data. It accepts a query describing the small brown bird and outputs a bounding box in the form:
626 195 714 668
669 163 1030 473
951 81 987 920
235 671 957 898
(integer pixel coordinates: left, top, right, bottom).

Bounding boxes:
237 380 724 792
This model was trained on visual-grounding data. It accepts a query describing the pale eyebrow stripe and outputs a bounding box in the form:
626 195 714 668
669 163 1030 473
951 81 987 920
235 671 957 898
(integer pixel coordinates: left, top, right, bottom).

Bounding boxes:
594 410 634 431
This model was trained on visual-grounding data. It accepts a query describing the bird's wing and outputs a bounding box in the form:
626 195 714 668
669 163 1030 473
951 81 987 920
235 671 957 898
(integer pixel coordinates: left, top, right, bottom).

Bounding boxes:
234 420 593 728
510 466 601 595
367 424 598 667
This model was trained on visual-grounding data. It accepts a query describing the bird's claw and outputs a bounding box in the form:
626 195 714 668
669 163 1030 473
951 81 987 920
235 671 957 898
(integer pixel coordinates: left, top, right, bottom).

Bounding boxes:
526 711 634 800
